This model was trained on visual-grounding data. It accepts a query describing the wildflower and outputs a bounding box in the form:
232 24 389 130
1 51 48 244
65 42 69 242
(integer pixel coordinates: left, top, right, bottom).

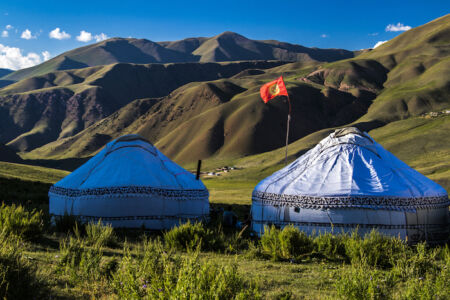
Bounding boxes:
143 284 147 288
158 288 162 292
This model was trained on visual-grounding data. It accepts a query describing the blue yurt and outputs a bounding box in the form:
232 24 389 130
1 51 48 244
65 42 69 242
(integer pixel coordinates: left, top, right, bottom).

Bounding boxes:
251 127 449 243
49 134 209 229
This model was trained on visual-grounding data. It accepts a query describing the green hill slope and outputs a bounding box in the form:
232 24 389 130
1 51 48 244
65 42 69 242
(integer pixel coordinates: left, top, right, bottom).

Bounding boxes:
27 61 372 162
0 61 284 152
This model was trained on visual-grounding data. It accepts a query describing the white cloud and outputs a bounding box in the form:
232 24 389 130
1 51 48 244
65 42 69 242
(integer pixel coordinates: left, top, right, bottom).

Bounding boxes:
49 27 71 40
42 50 51 61
94 33 108 42
5 25 12 30
21 29 36 40
368 32 379 36
76 30 92 42
373 40 388 48
320 34 328 38
386 23 412 32
0 44 48 70
1 31 8 38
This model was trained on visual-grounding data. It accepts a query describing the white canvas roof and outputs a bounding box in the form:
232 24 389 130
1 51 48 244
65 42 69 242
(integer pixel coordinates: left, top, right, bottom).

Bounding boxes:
49 134 209 228
253 128 448 211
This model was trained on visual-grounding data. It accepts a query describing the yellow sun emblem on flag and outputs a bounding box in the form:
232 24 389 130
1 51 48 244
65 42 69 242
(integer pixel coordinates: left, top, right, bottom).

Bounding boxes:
268 83 280 96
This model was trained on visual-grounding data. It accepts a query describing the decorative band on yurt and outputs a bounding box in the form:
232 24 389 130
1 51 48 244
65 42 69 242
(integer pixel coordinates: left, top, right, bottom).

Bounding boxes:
252 191 450 211
49 185 209 199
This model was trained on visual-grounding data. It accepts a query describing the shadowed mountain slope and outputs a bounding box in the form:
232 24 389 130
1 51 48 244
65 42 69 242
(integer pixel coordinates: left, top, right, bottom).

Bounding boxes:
3 32 355 82
0 144 22 163
27 63 374 162
0 61 284 152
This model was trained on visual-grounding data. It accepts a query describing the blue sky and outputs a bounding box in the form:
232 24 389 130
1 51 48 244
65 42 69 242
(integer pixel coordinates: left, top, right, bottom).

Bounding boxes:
0 0 448 70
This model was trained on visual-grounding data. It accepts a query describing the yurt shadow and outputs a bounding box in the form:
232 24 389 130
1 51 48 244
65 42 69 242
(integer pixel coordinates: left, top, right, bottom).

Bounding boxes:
251 127 450 244
48 135 210 230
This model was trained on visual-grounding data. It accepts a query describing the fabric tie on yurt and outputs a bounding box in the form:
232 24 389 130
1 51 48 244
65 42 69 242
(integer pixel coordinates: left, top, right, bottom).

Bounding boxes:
251 127 449 243
49 134 209 229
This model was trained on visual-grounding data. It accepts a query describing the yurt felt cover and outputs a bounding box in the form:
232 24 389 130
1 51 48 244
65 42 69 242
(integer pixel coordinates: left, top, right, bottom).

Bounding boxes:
49 135 209 227
252 128 449 242
253 129 449 211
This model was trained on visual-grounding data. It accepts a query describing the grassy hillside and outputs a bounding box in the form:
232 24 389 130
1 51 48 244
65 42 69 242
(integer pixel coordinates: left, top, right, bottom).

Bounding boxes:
3 33 355 82
0 161 68 183
304 14 450 125
26 60 372 162
0 61 284 152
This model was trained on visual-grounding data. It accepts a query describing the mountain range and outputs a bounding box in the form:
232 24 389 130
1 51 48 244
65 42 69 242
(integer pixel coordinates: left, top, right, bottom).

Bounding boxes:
0 15 449 190
1 31 355 82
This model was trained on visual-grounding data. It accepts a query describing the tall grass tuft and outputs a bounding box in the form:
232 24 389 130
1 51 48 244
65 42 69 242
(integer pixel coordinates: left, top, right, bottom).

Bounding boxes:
313 232 348 261
344 230 407 268
164 221 227 252
0 203 44 240
112 237 260 299
85 220 116 248
260 225 313 261
57 235 104 284
335 259 395 300
0 229 46 298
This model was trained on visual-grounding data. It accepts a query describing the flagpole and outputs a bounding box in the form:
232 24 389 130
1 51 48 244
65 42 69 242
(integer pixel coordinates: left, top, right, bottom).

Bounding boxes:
285 93 292 165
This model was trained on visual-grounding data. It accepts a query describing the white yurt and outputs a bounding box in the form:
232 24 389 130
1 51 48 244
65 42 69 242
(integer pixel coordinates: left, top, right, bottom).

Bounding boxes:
49 134 209 229
251 127 449 243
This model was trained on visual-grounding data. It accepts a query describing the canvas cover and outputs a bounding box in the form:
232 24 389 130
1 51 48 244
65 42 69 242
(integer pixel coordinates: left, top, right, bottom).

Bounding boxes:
49 134 209 229
252 128 449 242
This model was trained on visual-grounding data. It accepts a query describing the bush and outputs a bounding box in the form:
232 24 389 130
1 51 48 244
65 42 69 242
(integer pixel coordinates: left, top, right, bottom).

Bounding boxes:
260 225 313 261
112 238 260 299
344 230 407 268
57 235 104 284
0 203 44 240
335 260 395 300
85 220 116 248
391 242 439 280
164 221 226 252
313 232 348 260
390 242 449 299
0 230 46 298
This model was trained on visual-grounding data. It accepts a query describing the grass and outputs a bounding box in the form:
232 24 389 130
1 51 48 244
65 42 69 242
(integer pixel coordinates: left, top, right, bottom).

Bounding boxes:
0 161 69 183
0 164 447 298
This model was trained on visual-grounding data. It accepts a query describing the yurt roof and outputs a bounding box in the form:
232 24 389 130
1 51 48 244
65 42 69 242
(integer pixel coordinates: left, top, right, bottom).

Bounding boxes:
51 134 206 193
253 128 448 210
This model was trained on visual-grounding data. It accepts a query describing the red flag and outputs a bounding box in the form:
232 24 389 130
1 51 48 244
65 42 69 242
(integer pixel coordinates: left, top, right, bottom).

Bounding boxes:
260 76 288 103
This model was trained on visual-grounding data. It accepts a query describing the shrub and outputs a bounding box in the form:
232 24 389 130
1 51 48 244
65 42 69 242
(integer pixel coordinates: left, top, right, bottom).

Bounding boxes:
391 242 439 280
313 232 348 260
57 235 104 284
0 203 44 240
112 238 260 299
85 220 116 248
164 221 207 251
344 230 407 268
0 230 46 298
164 221 226 252
335 260 394 300
260 225 313 261
397 247 449 300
